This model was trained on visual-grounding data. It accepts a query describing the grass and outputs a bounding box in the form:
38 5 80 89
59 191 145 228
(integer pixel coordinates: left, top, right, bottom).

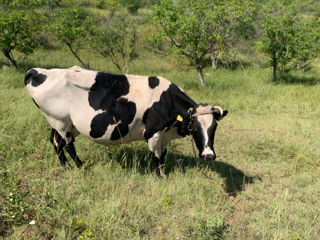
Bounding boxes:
1 47 320 240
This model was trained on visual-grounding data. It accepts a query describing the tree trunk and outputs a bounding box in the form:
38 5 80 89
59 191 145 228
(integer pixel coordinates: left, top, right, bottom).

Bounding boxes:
209 42 217 70
3 50 18 70
125 61 130 74
211 55 217 70
196 67 205 87
273 62 277 84
67 44 90 69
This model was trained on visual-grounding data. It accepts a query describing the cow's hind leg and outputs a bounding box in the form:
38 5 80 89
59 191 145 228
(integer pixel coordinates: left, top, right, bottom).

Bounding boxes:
65 137 83 168
49 128 70 167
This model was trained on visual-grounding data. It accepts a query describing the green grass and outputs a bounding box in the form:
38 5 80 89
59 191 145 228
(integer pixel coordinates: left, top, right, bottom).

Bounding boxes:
1 48 320 240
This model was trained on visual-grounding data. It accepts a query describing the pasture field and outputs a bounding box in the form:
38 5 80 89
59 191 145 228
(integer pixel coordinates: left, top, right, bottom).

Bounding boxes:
1 49 320 240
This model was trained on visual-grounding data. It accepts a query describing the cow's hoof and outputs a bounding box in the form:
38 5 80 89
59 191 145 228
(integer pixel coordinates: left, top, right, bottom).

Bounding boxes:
156 165 167 178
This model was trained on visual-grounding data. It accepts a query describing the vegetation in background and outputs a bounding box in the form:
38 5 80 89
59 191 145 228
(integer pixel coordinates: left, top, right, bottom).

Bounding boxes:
49 5 95 69
0 0 42 70
91 8 139 73
257 0 318 83
151 0 254 86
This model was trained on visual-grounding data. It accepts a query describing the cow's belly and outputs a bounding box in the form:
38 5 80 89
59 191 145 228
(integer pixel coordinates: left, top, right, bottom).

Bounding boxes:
71 111 146 144
90 119 146 144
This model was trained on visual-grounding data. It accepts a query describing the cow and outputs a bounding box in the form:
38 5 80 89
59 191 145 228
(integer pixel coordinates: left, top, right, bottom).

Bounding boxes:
24 66 228 177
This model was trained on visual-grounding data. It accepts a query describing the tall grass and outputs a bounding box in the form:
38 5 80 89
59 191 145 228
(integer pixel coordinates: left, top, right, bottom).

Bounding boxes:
1 48 320 239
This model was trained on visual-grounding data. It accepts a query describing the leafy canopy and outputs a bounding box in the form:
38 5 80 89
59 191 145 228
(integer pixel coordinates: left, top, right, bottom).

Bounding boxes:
0 0 42 68
257 0 318 82
151 0 254 86
91 8 138 73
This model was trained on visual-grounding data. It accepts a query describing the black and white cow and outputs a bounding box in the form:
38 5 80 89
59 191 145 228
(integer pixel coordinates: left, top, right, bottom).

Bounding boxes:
25 66 228 177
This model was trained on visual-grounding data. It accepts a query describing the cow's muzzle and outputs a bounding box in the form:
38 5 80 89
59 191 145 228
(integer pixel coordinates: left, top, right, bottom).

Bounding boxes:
201 154 216 161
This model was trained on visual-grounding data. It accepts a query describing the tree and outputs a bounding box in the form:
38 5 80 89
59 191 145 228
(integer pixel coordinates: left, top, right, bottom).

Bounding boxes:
91 8 138 73
257 0 317 83
0 0 42 70
207 0 254 70
151 0 254 86
50 6 95 69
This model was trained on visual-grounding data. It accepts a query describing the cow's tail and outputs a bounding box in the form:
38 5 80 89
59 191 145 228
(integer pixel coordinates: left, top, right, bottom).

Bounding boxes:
24 68 47 87
24 69 38 86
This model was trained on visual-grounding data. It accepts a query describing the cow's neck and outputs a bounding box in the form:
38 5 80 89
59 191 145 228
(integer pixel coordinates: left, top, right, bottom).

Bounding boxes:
169 84 197 118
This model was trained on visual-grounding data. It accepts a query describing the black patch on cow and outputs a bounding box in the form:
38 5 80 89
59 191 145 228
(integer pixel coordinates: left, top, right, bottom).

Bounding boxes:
190 119 205 157
24 69 47 87
148 77 160 89
110 99 136 140
143 83 197 140
88 72 130 111
89 99 136 139
25 69 37 85
88 72 136 139
90 112 114 138
32 98 40 109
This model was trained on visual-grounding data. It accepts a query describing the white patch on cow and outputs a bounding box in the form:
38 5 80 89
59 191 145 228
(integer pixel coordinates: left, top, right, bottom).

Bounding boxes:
195 106 215 157
202 146 214 156
125 75 171 118
147 132 162 158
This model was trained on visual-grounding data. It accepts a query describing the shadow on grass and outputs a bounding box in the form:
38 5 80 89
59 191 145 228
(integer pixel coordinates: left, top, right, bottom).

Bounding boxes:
200 160 260 196
279 72 320 86
104 144 259 196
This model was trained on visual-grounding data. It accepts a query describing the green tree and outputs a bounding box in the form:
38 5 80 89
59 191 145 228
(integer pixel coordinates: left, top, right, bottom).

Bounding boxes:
91 8 138 73
207 0 254 70
0 0 42 70
257 0 317 83
151 0 254 86
50 6 95 69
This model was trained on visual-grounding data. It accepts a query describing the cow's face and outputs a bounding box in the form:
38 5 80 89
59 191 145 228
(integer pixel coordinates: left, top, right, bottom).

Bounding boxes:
188 105 228 160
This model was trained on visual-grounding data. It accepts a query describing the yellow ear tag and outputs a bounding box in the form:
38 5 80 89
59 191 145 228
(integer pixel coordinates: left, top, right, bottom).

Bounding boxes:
177 115 183 122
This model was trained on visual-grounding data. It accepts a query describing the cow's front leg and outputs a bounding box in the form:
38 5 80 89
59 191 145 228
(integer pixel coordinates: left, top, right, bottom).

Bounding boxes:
147 132 167 178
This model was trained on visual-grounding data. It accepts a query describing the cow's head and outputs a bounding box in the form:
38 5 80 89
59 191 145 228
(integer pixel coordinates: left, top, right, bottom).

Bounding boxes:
187 104 228 160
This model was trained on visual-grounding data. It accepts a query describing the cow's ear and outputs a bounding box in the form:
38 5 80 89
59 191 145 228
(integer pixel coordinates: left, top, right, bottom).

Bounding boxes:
214 110 228 121
187 107 195 116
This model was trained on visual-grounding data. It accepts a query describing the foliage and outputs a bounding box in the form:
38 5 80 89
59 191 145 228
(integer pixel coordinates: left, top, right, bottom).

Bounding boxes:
206 0 254 70
0 0 42 69
257 0 317 83
91 8 138 73
151 0 254 86
49 5 95 68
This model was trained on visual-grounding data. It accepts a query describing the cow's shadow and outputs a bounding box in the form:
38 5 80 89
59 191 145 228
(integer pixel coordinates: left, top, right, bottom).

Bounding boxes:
106 144 259 196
